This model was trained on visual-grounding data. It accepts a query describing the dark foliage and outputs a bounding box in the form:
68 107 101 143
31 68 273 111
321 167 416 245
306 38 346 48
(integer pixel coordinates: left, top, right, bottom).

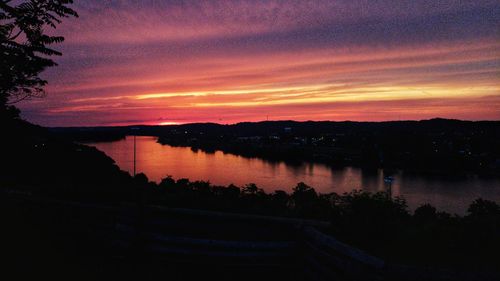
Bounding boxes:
2 116 499 272
0 0 77 105
7 118 500 271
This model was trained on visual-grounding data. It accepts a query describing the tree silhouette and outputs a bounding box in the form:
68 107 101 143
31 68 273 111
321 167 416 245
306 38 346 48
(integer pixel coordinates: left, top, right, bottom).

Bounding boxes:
0 0 77 114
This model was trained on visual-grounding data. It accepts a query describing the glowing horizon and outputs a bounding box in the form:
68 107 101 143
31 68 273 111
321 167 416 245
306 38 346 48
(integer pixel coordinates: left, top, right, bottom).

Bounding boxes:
17 0 500 127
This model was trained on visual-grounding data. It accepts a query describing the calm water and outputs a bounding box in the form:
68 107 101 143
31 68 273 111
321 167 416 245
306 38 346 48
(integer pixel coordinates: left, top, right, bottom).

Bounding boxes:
87 136 500 214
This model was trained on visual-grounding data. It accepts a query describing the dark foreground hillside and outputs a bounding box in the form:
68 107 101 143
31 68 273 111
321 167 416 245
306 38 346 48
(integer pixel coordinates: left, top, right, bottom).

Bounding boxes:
2 116 500 280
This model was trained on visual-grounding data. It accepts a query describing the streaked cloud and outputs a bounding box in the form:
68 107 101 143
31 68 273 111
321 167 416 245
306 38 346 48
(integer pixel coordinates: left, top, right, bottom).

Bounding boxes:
18 0 500 126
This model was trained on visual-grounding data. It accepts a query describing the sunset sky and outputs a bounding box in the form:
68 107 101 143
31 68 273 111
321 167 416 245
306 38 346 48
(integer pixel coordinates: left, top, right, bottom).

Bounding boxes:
18 0 500 127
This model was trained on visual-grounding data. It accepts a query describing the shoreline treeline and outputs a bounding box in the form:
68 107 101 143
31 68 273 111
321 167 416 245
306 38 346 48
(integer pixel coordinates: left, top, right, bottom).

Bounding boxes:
1 116 498 272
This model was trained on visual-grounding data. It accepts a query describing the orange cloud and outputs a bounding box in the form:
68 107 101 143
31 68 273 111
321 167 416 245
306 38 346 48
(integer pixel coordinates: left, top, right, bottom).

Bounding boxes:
17 1 500 126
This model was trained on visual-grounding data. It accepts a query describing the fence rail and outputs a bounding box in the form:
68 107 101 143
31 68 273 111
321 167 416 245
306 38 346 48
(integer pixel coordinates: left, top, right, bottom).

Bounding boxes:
3 192 499 281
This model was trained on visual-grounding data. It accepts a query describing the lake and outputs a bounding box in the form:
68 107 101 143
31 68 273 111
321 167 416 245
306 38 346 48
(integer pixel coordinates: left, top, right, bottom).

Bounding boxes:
87 136 500 214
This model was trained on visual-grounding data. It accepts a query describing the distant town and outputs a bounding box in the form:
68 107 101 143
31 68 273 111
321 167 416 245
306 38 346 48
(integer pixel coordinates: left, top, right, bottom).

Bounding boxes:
52 118 500 176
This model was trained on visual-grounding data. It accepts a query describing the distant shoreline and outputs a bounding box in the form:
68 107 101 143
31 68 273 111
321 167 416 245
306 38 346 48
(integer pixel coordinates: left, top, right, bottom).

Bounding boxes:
51 119 500 177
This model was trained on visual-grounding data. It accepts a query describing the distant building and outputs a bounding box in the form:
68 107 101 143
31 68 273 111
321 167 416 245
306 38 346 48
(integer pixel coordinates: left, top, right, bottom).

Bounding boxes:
237 136 261 141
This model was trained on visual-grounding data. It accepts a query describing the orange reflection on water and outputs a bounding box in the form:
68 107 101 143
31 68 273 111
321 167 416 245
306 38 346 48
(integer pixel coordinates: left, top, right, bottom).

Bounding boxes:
88 136 500 214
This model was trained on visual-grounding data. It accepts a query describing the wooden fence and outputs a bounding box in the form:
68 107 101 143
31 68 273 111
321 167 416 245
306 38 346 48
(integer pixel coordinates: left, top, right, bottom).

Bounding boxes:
3 192 498 281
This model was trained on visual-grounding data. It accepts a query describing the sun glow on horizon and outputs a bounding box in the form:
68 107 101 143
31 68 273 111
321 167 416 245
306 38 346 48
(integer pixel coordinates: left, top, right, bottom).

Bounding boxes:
159 121 182 126
16 0 500 126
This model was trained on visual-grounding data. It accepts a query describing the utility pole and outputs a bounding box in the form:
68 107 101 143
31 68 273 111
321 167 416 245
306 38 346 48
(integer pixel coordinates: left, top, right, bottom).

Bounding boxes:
131 127 140 177
133 134 136 177
384 176 394 198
